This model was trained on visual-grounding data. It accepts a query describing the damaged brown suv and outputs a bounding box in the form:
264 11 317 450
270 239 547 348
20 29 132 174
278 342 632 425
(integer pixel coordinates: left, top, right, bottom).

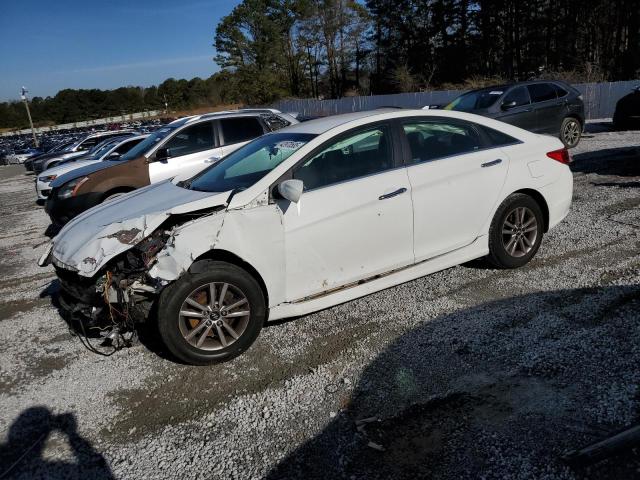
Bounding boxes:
45 109 298 225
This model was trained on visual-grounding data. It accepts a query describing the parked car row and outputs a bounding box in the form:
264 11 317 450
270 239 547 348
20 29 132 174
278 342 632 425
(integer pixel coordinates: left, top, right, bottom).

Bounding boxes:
38 105 573 365
41 109 299 224
36 134 148 201
0 118 170 166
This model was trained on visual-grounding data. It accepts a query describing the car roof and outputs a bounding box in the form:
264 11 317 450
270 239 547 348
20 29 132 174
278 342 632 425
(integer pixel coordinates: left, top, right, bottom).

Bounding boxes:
168 108 287 127
463 79 572 94
85 129 136 138
279 109 401 135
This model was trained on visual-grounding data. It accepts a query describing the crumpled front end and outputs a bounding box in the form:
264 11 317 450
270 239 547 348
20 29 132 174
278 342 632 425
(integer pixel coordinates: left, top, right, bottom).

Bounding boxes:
39 180 234 347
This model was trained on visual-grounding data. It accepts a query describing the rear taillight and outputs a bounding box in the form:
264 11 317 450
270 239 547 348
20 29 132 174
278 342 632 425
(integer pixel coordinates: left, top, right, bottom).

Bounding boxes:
546 148 571 164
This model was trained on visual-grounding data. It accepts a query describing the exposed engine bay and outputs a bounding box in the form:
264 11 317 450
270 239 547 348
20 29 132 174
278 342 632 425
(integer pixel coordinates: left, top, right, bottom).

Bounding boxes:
50 206 225 354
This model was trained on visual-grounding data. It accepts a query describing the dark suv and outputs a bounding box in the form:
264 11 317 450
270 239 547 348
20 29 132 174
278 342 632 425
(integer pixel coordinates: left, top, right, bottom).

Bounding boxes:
444 80 585 148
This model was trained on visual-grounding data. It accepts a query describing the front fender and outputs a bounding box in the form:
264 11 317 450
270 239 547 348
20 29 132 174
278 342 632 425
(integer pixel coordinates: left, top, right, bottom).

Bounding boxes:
148 203 286 308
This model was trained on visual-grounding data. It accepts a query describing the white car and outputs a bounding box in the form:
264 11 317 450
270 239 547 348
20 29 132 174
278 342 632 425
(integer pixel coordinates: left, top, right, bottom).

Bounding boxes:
35 135 147 201
40 109 573 364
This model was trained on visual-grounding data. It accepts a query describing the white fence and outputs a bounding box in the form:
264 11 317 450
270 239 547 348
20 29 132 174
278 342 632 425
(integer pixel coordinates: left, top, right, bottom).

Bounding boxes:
0 110 162 137
273 80 639 120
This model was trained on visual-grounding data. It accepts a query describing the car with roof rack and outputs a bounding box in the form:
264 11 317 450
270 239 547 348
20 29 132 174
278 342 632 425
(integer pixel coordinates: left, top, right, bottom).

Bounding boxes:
45 109 298 225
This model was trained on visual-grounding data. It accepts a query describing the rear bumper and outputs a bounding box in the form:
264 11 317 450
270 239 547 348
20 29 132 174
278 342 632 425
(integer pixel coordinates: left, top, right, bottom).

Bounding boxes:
541 166 573 230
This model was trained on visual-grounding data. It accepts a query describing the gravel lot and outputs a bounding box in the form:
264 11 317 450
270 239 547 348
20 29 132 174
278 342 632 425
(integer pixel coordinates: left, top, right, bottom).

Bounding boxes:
0 125 639 479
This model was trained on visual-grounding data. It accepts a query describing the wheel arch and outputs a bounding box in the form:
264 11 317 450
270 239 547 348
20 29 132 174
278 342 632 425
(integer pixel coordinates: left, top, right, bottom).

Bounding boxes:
512 188 550 232
190 249 270 310
101 186 136 202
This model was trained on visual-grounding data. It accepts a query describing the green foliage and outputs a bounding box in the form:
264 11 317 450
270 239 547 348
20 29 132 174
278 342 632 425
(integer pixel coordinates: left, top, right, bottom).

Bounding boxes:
0 74 232 129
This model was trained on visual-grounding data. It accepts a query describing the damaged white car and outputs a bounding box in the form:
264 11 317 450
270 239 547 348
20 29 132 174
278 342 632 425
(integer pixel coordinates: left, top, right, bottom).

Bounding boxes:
39 109 573 364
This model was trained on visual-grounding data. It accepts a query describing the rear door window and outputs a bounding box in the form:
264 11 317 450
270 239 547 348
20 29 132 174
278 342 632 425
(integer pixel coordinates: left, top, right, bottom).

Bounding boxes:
220 117 265 145
503 86 531 107
527 83 557 103
479 126 520 146
402 121 484 163
164 121 215 157
552 84 569 98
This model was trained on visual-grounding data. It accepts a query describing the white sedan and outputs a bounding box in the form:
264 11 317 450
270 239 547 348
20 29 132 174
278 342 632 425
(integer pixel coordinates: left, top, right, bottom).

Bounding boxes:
41 109 573 364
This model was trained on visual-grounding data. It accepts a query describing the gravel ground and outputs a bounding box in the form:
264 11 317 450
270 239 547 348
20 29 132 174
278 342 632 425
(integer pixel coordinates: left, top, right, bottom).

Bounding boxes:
0 125 639 479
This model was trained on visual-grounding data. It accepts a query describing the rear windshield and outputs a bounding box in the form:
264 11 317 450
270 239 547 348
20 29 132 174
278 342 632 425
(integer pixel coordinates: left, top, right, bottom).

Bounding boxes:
186 133 316 193
445 90 504 111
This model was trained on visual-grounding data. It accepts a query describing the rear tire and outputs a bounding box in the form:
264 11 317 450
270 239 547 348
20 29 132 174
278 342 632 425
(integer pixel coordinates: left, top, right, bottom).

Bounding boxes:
487 194 544 269
560 117 581 148
156 261 265 365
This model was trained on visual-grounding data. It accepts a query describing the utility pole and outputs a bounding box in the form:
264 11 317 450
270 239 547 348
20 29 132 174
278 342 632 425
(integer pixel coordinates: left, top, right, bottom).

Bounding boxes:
20 87 39 148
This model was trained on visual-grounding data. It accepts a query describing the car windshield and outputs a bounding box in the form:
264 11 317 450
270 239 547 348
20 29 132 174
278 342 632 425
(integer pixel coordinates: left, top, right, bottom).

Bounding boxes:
117 126 176 161
186 132 316 193
90 139 122 159
445 89 504 111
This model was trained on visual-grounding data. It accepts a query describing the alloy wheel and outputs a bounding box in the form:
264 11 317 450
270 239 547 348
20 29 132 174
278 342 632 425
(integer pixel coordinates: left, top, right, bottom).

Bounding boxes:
562 120 580 147
178 282 251 351
501 207 538 258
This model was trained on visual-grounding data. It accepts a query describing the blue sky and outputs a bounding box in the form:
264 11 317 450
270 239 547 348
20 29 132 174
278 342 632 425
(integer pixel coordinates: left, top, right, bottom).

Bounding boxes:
0 0 239 101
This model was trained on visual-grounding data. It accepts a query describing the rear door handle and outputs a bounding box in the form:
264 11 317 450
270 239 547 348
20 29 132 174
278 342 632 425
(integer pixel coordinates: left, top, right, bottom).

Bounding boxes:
481 159 503 168
379 187 407 200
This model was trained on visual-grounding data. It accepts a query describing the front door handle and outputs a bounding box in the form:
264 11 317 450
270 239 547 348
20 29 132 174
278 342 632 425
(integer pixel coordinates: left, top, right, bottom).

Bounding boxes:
379 187 407 200
481 159 503 168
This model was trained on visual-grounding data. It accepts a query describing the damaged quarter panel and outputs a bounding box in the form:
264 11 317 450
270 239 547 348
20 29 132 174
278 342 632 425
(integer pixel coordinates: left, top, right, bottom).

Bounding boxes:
50 180 232 276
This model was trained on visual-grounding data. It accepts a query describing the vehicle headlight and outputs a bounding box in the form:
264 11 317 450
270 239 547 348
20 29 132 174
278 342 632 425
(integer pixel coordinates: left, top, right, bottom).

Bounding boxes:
39 174 57 182
58 177 89 199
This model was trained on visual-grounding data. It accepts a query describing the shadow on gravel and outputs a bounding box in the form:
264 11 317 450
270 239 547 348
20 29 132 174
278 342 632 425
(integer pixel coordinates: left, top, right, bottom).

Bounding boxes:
583 122 613 134
571 146 640 177
592 181 640 189
0 407 114 479
266 285 640 480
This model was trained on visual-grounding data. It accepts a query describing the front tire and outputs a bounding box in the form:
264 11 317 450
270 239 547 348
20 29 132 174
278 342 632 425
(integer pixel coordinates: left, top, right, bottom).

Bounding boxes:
157 261 265 365
487 194 544 269
560 117 581 148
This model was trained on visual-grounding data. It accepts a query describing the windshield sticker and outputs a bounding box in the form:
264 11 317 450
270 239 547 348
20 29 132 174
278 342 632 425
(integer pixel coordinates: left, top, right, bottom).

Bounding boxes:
275 141 305 150
489 91 503 95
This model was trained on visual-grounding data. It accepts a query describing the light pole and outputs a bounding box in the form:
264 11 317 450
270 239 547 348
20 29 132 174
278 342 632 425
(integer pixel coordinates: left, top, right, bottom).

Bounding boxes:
20 86 39 148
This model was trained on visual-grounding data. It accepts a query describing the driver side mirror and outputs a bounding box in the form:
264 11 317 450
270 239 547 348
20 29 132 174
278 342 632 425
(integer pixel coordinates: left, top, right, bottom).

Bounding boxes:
154 147 170 163
501 100 517 110
107 151 120 159
277 179 304 203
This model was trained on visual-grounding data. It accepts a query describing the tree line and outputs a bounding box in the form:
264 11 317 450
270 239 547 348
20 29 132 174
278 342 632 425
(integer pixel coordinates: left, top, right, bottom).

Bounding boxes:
0 76 238 129
215 0 639 102
2 0 638 129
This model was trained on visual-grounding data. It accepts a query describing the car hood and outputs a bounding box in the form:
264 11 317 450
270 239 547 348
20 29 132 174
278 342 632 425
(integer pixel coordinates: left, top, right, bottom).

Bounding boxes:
32 151 66 164
48 180 232 276
39 159 101 179
50 159 126 188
